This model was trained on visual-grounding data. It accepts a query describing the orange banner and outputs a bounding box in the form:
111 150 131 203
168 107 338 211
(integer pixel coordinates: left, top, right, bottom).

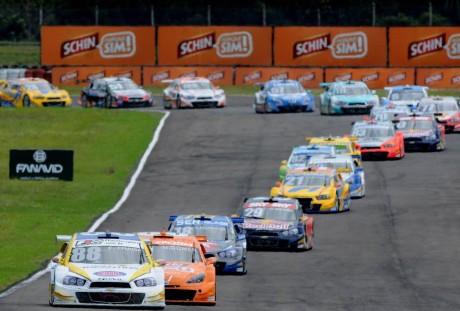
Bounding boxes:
41 26 155 66
325 68 415 89
390 27 460 67
157 26 272 66
235 67 324 88
416 68 460 88
274 27 387 67
143 67 234 86
52 67 142 86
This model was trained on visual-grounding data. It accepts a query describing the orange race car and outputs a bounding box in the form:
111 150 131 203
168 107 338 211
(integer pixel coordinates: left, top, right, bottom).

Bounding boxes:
139 231 217 305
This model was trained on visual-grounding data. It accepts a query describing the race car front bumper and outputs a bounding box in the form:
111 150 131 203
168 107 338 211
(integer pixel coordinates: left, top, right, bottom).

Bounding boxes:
246 231 305 250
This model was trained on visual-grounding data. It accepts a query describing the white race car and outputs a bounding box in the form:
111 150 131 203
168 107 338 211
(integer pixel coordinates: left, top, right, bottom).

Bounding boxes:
49 232 165 309
162 77 226 109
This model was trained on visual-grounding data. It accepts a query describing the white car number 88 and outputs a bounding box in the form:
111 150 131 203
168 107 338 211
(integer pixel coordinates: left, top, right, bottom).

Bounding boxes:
71 247 102 262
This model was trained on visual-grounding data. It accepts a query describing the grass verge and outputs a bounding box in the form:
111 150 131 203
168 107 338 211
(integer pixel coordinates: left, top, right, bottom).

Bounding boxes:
0 108 162 291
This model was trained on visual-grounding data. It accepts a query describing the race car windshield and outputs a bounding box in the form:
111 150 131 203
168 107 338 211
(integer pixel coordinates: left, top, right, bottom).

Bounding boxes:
69 244 146 264
354 127 393 138
284 174 330 186
269 84 304 94
172 225 229 241
182 82 213 90
108 81 138 91
336 86 368 96
308 161 352 170
24 82 52 93
151 245 202 263
241 207 296 221
389 91 425 101
418 102 458 112
288 154 308 165
331 144 351 154
395 120 434 130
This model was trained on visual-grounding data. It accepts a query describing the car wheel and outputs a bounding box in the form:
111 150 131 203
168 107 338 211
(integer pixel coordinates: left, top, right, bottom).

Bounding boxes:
255 103 265 114
335 193 340 212
320 102 325 115
438 138 446 151
162 95 171 109
23 95 31 107
105 96 112 108
264 101 273 113
240 259 248 275
176 96 181 109
81 94 89 108
328 103 333 115
48 284 55 306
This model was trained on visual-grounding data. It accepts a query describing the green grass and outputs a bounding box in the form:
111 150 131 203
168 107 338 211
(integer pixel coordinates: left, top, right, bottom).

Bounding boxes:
0 42 40 67
0 108 162 291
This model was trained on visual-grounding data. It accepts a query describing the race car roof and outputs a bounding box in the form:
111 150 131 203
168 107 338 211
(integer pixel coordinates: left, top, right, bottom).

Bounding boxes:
170 214 233 226
384 85 428 91
287 166 336 176
292 145 336 154
75 232 141 241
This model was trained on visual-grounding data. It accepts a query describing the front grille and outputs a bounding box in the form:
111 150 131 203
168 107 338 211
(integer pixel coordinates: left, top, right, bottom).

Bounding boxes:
215 262 227 273
297 198 312 212
197 96 213 100
43 101 65 107
248 238 279 247
46 97 61 100
90 282 131 288
192 101 217 108
342 106 370 114
362 152 388 160
165 289 197 301
360 146 381 150
249 231 279 237
405 137 423 142
76 292 145 304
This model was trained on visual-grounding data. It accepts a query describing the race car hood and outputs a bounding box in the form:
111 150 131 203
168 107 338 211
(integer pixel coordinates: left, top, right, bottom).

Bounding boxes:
242 219 295 230
71 263 146 282
201 240 233 255
281 185 328 197
27 89 66 96
162 262 205 285
112 89 148 97
437 112 458 120
398 129 434 138
181 89 218 97
390 100 419 107
357 137 390 148
333 94 375 104
269 93 309 104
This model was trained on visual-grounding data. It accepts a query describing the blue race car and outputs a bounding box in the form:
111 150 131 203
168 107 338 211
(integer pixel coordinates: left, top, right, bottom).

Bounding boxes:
279 145 336 181
235 197 314 251
319 80 378 115
168 214 247 274
381 85 428 111
254 79 315 113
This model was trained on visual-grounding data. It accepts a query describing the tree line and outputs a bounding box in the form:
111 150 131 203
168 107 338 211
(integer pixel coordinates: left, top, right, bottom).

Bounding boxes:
0 0 458 41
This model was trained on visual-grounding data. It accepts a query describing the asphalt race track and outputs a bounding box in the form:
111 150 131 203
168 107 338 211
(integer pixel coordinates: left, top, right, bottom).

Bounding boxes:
1 96 460 311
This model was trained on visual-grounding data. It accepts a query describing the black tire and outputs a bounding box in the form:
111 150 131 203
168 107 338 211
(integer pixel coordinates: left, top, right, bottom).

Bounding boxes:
81 94 89 108
23 95 30 107
176 96 181 109
163 95 171 109
105 96 112 108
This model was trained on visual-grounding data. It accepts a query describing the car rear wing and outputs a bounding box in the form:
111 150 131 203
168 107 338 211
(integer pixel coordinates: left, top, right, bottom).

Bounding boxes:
160 79 173 84
56 235 72 243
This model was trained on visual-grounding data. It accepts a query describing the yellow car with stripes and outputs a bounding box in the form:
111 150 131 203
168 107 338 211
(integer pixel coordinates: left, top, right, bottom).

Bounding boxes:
270 167 351 213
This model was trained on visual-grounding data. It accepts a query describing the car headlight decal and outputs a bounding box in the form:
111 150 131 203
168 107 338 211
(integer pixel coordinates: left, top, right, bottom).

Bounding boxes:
186 273 205 283
63 276 86 286
218 248 237 258
317 194 330 200
134 277 157 287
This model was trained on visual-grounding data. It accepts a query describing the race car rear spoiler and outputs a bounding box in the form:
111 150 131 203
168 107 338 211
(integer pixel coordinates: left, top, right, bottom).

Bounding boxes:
56 235 72 243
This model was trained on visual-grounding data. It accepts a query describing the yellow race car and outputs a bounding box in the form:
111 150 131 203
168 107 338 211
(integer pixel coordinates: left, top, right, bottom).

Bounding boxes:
306 136 362 167
0 78 71 107
270 167 351 213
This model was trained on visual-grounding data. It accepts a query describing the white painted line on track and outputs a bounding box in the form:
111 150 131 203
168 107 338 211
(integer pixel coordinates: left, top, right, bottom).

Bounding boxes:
0 111 171 298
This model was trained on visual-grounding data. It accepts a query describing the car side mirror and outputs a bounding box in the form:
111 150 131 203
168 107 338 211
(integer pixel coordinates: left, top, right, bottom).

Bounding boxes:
275 181 281 187
52 257 61 263
206 256 217 265
237 234 246 241
281 160 287 165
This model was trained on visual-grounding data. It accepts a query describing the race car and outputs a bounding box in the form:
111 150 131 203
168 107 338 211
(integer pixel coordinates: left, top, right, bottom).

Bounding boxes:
80 77 154 108
307 154 365 198
162 77 226 109
235 197 314 251
319 80 378 115
381 85 428 111
139 231 217 305
253 79 315 113
0 77 71 107
279 145 336 181
369 104 411 122
394 113 446 151
270 167 351 213
416 96 460 133
306 136 362 167
49 232 166 309
350 120 405 160
168 214 247 274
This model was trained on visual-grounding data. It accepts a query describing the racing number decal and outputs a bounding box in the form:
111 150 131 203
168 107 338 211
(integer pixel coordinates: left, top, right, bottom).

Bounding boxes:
243 208 264 218
70 247 102 262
